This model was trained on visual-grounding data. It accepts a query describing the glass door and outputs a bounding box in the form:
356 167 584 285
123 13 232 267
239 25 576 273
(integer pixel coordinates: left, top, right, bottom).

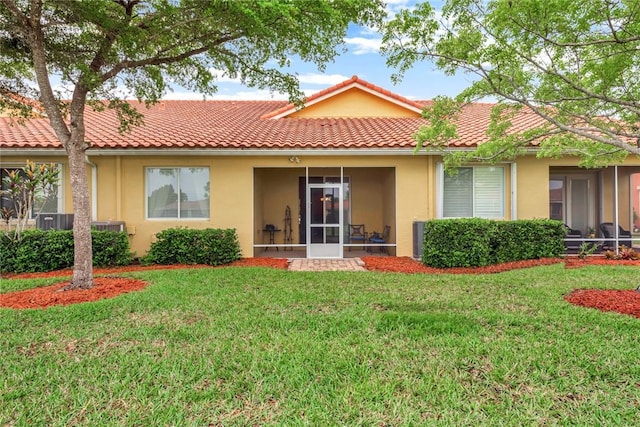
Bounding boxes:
549 173 596 235
307 183 343 258
568 176 595 235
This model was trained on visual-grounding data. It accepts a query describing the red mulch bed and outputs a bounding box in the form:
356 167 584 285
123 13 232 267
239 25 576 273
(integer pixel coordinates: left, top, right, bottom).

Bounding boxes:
0 258 289 310
2 256 640 317
0 277 148 310
564 257 640 268
565 289 640 319
362 256 564 274
562 255 640 319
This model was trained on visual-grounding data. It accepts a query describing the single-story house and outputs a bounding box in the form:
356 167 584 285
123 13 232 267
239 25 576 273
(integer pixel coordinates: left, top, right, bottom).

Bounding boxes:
2 76 639 258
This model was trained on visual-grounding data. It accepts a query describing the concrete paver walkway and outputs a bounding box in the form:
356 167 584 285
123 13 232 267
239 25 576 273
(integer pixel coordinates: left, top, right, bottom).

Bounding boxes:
288 257 366 272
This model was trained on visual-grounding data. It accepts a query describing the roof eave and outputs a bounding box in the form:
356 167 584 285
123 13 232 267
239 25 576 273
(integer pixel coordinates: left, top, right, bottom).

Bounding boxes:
0 148 68 156
0 146 543 157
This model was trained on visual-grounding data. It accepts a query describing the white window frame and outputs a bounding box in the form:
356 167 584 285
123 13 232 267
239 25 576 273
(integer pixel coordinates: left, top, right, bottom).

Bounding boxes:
145 167 210 220
0 162 64 217
437 163 506 219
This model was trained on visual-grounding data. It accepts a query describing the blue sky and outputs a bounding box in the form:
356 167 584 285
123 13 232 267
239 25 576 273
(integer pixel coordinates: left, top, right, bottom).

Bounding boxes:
163 0 475 102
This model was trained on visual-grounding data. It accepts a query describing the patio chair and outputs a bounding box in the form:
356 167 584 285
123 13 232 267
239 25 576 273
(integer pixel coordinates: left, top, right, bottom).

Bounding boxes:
348 224 367 251
564 224 583 252
369 225 391 254
599 222 633 250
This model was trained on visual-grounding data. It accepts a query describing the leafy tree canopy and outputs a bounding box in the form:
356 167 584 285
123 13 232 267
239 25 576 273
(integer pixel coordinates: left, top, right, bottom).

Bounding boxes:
1 0 384 129
382 0 640 169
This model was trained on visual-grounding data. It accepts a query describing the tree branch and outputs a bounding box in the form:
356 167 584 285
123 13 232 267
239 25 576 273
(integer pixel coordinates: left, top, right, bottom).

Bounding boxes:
20 0 71 144
499 91 640 154
462 58 640 154
469 12 640 115
465 128 564 162
99 32 241 82
0 0 30 29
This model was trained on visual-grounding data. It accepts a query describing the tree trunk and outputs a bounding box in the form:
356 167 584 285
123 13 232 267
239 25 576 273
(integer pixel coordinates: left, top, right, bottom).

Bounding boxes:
21 4 95 290
66 133 94 290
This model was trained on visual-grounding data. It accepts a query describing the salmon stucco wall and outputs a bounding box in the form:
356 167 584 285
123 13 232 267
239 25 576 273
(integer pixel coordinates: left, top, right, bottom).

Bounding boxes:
515 156 551 219
290 87 421 119
113 156 220 257
96 154 433 258
395 156 432 254
6 151 600 259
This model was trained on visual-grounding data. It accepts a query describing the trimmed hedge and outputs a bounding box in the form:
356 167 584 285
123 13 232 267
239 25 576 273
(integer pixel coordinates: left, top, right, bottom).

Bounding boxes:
490 219 565 264
422 219 565 268
141 227 241 266
0 229 133 273
422 218 494 268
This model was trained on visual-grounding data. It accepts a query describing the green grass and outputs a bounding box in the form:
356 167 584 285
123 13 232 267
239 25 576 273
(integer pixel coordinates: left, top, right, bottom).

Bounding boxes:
2 264 640 425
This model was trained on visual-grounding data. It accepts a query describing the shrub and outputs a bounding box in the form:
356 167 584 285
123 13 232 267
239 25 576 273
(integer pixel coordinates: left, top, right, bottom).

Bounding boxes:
92 230 135 267
142 227 241 266
491 219 565 263
422 218 565 268
423 218 495 268
604 245 639 260
0 229 133 273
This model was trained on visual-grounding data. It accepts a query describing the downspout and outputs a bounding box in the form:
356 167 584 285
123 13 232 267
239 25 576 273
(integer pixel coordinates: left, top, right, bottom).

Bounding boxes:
435 162 444 218
510 162 517 220
614 165 619 254
85 155 97 221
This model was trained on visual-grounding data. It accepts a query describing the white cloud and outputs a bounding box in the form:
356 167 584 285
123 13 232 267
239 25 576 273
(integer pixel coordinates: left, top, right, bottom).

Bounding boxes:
385 0 414 5
385 0 416 13
163 89 288 101
162 87 325 101
297 73 350 86
161 90 215 100
345 37 382 55
207 69 242 83
209 89 289 100
161 73 345 100
206 69 349 87
383 0 420 22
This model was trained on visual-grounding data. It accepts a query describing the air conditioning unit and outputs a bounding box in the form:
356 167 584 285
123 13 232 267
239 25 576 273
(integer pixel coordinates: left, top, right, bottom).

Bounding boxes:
36 213 74 230
91 221 126 232
413 221 427 260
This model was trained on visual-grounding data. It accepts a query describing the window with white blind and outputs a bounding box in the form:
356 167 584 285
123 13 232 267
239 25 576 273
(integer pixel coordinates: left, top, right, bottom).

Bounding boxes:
441 166 505 218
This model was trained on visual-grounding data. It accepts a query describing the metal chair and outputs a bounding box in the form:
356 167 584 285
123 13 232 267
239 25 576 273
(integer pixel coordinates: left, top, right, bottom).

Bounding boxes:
369 225 391 254
348 224 367 251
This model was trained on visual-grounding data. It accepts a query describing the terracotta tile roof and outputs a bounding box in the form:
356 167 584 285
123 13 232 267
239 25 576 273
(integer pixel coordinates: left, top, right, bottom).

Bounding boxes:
0 91 47 117
79 100 438 149
0 115 60 147
0 84 548 152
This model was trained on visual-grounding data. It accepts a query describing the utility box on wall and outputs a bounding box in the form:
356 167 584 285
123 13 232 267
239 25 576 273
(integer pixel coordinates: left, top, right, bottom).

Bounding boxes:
36 213 74 230
91 221 126 232
413 221 427 260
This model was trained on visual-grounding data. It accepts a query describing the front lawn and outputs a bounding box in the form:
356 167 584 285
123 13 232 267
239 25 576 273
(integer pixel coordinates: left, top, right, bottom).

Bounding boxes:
2 264 640 425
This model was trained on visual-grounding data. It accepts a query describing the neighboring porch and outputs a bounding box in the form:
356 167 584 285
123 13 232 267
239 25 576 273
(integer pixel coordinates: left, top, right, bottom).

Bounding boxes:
253 248 389 259
253 166 397 258
550 165 640 252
